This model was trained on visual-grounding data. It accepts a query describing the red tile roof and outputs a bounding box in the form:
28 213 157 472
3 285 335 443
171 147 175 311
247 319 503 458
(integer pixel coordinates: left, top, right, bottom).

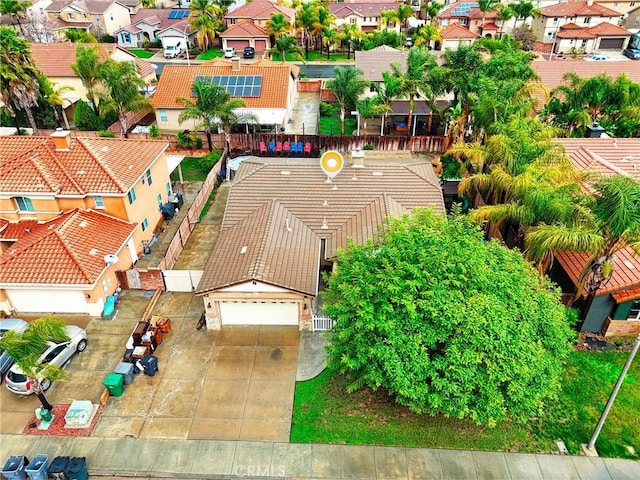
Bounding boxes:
225 0 295 20
29 42 155 78
0 209 136 286
532 61 640 90
554 138 640 178
219 21 268 38
540 2 620 18
329 2 397 18
0 220 40 241
556 29 596 39
440 23 477 39
0 136 168 196
612 287 640 303
467 8 498 20
586 22 631 36
153 59 299 109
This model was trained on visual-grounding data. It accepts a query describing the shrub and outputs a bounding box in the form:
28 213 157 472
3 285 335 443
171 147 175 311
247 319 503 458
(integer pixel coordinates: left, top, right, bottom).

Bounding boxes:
98 130 115 137
363 144 374 150
319 101 337 117
441 154 464 178
100 34 116 43
74 101 104 131
194 136 203 149
176 131 192 148
148 124 161 140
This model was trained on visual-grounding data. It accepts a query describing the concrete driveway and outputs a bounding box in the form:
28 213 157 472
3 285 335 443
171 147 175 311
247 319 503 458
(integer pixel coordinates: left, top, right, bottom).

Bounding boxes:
0 291 299 443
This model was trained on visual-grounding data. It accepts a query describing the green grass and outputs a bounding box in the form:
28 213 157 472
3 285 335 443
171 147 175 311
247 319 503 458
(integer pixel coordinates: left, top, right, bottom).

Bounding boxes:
318 102 356 135
129 49 154 59
170 152 221 182
271 50 353 63
197 48 224 60
291 350 640 458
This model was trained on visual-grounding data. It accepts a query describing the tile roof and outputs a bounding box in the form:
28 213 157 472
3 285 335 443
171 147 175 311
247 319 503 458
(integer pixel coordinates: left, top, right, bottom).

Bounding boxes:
532 60 640 90
0 136 168 195
0 209 136 286
29 42 155 78
0 220 40 241
611 287 640 303
153 60 298 109
47 0 120 13
126 8 191 32
355 46 406 82
540 2 620 18
556 29 596 39
219 21 268 38
225 0 295 20
466 7 497 20
197 161 445 295
439 2 479 19
440 23 477 39
329 2 397 18
555 247 640 295
586 22 631 36
554 138 640 178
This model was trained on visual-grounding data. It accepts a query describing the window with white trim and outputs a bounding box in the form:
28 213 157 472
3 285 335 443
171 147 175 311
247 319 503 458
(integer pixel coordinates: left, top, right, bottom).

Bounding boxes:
159 109 168 123
127 188 137 204
142 217 149 231
94 196 105 208
584 17 591 24
15 197 35 212
145 168 153 186
166 181 172 197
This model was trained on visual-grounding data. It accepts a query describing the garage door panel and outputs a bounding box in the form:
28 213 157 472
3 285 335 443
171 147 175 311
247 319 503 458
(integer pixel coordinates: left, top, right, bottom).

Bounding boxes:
255 40 267 50
227 40 250 49
220 301 298 325
599 38 624 49
8 289 87 314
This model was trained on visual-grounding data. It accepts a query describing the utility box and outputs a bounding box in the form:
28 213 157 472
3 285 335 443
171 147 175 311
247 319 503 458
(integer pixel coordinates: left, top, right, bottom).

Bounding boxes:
103 373 124 396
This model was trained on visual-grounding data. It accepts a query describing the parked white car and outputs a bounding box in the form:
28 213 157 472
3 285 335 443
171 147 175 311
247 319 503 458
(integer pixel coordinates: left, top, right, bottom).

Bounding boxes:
5 325 88 395
224 47 236 58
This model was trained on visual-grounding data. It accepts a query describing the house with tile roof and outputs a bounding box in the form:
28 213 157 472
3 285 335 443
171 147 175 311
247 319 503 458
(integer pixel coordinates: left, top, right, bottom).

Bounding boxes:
219 21 270 53
45 0 131 37
0 208 137 316
548 138 640 336
195 159 445 330
531 60 640 90
330 2 399 33
0 132 172 272
531 1 626 53
437 1 499 38
29 42 156 128
355 45 406 84
114 8 195 49
438 23 477 50
224 0 295 31
153 58 299 132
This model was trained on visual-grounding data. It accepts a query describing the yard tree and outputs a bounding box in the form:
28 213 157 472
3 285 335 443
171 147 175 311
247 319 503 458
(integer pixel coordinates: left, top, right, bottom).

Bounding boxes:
275 35 304 63
323 209 574 426
0 316 70 411
71 45 103 114
188 0 222 51
0 0 30 35
326 66 369 135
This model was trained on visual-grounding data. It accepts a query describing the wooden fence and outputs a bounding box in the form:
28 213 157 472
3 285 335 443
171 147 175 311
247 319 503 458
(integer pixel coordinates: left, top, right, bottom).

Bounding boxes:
298 80 321 92
603 317 640 337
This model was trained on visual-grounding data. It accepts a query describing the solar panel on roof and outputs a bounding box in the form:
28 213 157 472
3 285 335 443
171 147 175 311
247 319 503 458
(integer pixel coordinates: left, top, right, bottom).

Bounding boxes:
192 75 263 97
180 10 190 18
168 10 177 19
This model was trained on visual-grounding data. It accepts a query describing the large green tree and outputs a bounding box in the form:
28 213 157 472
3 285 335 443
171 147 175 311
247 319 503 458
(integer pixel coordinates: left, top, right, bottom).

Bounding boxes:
0 26 40 133
275 34 304 63
0 316 70 411
326 66 370 135
323 209 574 426
189 0 222 51
0 0 30 34
177 78 246 152
71 45 103 114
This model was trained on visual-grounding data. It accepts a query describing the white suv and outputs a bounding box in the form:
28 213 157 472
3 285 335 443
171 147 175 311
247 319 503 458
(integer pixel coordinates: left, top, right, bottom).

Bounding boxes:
224 47 236 58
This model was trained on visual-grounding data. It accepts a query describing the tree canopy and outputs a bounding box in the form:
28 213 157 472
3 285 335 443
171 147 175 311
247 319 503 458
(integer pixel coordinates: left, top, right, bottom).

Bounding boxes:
323 209 574 426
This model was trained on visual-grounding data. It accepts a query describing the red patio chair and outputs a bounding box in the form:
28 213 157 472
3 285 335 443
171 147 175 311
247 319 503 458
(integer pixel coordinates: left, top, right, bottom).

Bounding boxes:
259 141 267 155
276 141 283 153
283 141 290 155
303 142 311 155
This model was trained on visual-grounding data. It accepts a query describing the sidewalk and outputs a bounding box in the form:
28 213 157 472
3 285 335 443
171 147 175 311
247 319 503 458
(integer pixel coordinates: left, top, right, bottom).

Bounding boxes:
1 434 639 479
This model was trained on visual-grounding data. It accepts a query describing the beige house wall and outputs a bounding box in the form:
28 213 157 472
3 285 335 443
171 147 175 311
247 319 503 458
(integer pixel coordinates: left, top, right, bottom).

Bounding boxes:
532 14 621 44
102 3 131 35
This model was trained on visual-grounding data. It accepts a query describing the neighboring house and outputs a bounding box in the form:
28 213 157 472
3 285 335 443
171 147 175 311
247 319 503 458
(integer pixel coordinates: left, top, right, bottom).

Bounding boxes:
0 131 174 316
438 22 476 50
24 0 55 42
220 21 270 52
114 8 195 48
329 2 399 33
355 45 406 86
624 4 640 29
532 60 640 90
549 138 640 337
195 160 445 330
531 1 623 51
223 0 295 30
593 0 640 17
29 42 156 123
153 58 299 132
438 1 500 38
46 0 132 37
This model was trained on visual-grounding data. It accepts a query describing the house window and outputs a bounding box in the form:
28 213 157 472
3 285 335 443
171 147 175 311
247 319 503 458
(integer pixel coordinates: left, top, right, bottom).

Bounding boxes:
145 168 153 185
166 181 172 197
631 2 636 6
95 15 99 21
230 18 236 24
157 193 162 206
121 32 131 43
461 18 469 25
94 196 105 208
15 197 35 212
110 14 114 21
68 12 74 19
581 39 587 47
553 17 558 24
127 188 137 204
142 217 149 231
584 17 591 24
350 17 356 24
39 7 43 14
159 109 168 123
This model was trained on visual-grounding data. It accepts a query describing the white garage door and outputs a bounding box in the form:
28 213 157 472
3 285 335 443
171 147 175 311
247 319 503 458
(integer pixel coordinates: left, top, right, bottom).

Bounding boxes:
8 289 88 314
219 301 298 326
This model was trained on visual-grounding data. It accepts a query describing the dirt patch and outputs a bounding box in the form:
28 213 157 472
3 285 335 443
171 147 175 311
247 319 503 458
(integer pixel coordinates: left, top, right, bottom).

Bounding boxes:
575 332 637 351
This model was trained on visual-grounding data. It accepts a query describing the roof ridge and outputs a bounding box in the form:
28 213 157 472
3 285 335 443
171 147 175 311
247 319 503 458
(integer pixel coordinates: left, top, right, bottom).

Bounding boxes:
78 138 128 193
54 213 95 283
404 162 441 189
43 143 87 194
21 143 62 193
252 199 278 280
577 146 630 177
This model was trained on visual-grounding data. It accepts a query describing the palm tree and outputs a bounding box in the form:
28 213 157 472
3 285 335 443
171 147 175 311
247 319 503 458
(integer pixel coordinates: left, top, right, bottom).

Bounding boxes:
414 23 441 50
275 35 304 63
478 0 499 37
378 71 403 135
0 316 70 411
395 4 416 34
380 9 399 32
266 12 292 40
71 45 102 114
326 66 370 135
313 5 334 53
511 1 540 29
0 0 31 35
189 0 222 51
177 79 246 152
342 23 364 60
63 28 98 43
97 60 152 138
526 175 640 296
38 73 73 129
322 26 340 60
296 1 317 60
421 2 443 23
356 96 390 134
0 26 40 133
495 4 515 38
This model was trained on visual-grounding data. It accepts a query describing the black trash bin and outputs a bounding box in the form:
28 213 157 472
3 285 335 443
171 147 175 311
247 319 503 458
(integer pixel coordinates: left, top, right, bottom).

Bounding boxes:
136 354 158 377
48 456 69 479
64 457 87 480
2 455 29 480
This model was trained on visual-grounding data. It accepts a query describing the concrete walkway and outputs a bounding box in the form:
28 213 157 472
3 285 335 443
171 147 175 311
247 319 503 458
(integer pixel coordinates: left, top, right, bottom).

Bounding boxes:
286 92 320 135
1 434 639 479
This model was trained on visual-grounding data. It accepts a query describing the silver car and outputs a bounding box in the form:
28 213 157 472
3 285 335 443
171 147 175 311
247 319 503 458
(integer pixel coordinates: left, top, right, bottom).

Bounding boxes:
0 318 28 384
5 325 88 394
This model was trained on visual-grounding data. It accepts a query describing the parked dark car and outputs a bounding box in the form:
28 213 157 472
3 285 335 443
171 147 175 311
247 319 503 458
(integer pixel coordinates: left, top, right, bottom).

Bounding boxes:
622 48 640 60
243 46 255 58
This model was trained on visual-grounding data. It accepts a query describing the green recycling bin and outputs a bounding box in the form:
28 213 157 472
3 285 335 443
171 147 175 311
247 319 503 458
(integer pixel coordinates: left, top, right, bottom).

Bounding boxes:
103 373 124 397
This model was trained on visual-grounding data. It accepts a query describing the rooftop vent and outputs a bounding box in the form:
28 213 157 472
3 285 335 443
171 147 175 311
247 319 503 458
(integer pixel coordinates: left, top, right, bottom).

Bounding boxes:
77 170 85 176
240 246 247 254
89 248 98 255
280 170 291 175
79 221 88 228
624 260 635 269
372 171 384 176
321 217 328 229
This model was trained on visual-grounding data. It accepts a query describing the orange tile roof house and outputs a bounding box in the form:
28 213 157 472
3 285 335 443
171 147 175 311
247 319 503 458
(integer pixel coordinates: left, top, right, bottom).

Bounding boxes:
195 159 445 330
532 60 640 90
439 23 477 50
0 132 172 284
224 0 295 30
45 0 132 37
153 58 300 131
438 2 499 38
550 138 640 335
220 21 270 52
114 8 196 49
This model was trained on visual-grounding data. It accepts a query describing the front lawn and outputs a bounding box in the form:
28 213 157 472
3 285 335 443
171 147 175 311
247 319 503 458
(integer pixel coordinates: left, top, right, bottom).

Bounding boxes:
129 49 154 59
291 349 640 459
270 50 353 62
170 152 221 182
197 48 224 60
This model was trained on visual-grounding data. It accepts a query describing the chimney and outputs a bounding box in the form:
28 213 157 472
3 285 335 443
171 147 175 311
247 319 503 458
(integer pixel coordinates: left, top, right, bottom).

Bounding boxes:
231 56 241 72
351 147 365 168
587 0 593 5
586 122 605 138
51 128 71 150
